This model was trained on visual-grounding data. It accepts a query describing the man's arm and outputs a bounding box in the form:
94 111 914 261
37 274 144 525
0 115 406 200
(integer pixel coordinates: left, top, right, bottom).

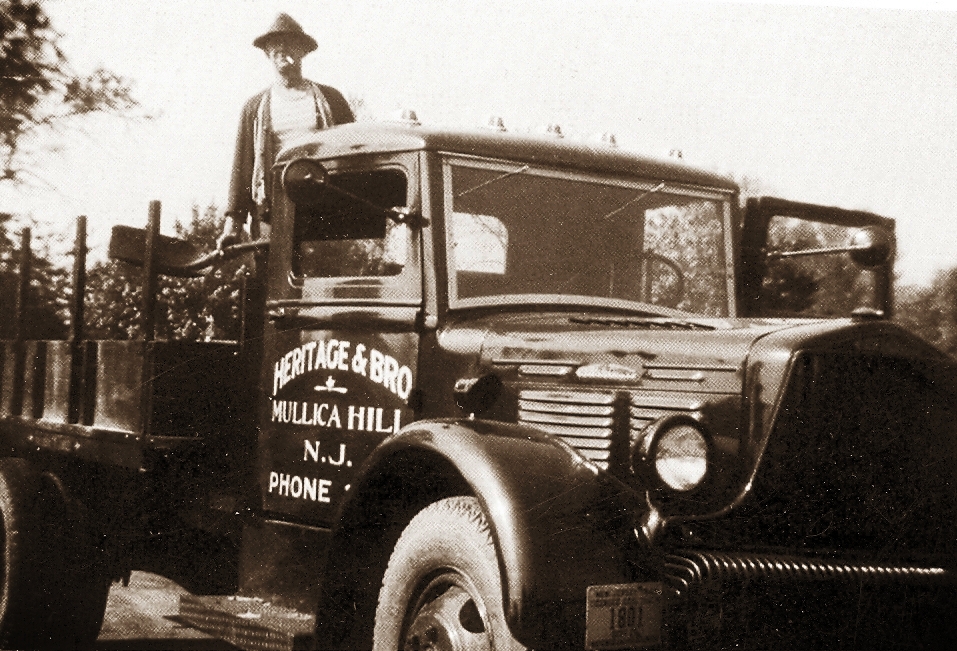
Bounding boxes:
219 94 263 249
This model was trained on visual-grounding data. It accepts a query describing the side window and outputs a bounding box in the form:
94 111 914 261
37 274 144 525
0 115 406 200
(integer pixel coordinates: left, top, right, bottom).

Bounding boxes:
293 169 408 278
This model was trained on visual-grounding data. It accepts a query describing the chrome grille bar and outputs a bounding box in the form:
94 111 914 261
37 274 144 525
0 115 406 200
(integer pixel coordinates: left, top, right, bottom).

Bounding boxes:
518 389 614 469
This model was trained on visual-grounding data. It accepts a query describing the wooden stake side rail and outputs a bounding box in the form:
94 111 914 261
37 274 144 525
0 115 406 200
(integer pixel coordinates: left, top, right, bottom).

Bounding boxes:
0 339 244 469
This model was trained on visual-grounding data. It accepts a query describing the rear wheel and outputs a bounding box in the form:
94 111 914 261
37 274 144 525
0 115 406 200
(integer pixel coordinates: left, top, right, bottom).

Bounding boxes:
0 459 110 650
53 497 112 650
0 458 53 648
373 496 525 651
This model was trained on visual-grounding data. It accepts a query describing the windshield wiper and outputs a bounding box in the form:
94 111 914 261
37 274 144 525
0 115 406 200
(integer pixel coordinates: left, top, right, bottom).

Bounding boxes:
600 181 666 222
455 164 530 198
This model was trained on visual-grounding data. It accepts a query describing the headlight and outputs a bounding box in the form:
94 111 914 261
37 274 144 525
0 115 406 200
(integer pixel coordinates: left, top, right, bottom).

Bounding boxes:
632 415 710 493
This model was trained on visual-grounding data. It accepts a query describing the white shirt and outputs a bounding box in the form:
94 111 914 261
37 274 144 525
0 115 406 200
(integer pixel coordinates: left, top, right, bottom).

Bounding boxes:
270 84 325 151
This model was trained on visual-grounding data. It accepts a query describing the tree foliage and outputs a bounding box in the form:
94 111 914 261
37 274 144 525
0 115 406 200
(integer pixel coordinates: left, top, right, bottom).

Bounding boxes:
0 212 69 338
1 205 243 342
84 205 245 341
0 0 140 181
895 270 957 358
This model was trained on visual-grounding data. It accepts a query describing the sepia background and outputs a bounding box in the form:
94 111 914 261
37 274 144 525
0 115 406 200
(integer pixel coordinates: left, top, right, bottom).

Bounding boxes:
2 0 957 346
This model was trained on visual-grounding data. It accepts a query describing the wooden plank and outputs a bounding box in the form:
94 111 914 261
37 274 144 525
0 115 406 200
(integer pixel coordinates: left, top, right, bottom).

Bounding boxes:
108 225 204 276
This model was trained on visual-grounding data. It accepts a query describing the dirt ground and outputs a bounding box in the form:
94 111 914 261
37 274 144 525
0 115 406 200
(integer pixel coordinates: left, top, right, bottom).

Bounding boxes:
96 572 238 651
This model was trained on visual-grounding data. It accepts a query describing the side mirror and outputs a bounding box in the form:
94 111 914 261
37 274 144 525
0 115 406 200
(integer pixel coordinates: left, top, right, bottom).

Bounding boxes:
848 226 893 268
282 159 330 206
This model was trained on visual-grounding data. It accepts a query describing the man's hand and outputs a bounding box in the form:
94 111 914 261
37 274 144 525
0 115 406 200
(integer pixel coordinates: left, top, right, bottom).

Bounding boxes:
217 216 246 250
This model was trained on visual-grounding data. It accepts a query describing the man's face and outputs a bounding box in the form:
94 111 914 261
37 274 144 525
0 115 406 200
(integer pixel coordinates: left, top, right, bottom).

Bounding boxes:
265 40 308 77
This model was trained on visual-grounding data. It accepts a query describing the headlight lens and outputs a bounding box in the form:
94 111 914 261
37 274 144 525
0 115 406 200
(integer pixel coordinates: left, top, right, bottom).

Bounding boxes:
654 423 708 492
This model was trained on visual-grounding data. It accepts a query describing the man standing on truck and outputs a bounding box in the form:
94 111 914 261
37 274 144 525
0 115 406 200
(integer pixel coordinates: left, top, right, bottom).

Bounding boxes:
218 13 355 248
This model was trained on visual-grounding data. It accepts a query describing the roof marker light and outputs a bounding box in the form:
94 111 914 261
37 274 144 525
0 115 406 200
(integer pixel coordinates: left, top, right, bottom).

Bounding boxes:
485 115 507 131
591 132 618 147
540 123 564 138
388 108 421 126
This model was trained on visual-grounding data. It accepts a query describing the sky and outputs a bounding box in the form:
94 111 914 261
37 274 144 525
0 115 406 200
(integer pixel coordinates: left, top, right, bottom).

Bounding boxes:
2 0 956 287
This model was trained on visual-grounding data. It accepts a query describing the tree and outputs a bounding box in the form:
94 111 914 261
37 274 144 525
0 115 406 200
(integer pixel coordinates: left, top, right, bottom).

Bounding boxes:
895 269 957 358
0 212 69 338
347 93 370 122
84 204 244 341
1 0 141 181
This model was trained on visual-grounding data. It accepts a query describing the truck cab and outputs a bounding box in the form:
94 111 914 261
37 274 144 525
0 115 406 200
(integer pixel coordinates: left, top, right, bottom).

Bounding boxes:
1 121 953 651
249 122 950 650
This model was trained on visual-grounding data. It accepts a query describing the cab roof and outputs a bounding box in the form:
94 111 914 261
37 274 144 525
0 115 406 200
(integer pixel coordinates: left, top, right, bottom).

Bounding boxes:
277 122 739 192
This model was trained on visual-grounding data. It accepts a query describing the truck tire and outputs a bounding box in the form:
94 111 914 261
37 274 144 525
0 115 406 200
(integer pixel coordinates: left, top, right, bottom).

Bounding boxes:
52 496 112 650
0 458 59 649
0 459 110 650
373 496 525 651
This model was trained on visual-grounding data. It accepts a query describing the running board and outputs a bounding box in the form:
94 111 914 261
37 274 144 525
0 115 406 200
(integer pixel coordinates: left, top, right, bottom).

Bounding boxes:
177 594 315 651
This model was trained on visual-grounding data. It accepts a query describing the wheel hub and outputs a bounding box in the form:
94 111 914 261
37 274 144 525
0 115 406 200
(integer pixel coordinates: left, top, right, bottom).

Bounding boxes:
404 584 491 651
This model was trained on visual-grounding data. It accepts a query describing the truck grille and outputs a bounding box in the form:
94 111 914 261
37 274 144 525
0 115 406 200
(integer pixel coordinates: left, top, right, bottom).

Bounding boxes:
518 390 615 468
518 389 704 470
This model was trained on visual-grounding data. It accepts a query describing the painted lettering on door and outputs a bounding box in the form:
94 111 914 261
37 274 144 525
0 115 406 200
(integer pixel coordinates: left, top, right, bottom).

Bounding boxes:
273 340 413 400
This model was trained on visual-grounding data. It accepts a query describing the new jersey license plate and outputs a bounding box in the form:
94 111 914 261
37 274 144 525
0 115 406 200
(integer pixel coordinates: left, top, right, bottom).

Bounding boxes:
585 582 663 650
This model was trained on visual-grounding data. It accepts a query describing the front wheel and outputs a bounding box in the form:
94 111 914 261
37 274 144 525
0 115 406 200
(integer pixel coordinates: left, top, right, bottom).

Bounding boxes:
373 496 525 651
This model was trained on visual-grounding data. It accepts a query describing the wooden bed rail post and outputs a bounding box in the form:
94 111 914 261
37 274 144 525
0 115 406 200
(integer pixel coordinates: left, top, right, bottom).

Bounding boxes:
69 216 87 344
141 201 161 342
9 228 31 415
138 201 162 438
68 216 88 424
13 228 30 343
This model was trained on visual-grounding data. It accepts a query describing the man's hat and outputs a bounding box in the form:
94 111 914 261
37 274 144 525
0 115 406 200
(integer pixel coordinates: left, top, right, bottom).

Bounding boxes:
253 13 318 53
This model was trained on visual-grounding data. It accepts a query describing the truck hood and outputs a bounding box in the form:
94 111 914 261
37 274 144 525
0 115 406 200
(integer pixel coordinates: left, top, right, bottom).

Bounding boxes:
440 312 957 538
444 313 801 384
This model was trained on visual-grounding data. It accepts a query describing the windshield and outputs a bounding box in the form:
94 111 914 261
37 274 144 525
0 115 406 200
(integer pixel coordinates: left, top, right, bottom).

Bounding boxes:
444 160 732 316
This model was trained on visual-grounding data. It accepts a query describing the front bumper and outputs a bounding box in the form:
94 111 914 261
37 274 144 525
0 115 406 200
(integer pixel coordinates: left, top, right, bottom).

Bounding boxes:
659 549 956 650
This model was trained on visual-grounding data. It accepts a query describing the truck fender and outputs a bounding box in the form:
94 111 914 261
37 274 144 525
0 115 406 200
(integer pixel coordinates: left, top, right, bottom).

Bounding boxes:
318 418 645 649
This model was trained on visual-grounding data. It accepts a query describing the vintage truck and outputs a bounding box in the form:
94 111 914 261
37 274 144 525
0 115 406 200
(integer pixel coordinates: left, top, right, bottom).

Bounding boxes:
1 120 954 650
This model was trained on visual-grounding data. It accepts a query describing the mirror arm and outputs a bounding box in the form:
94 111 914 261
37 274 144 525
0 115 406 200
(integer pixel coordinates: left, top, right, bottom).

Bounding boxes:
766 243 874 260
320 183 425 227
183 238 270 272
388 206 428 227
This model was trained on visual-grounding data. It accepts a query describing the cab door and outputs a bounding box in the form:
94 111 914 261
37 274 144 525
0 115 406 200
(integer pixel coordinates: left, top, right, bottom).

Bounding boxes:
738 196 895 318
258 152 424 527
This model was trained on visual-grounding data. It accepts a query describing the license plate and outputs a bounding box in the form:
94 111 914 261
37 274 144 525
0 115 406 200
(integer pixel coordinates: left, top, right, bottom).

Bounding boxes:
585 582 663 650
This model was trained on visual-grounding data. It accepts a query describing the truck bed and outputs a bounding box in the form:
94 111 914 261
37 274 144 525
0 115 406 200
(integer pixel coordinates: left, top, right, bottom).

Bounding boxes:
0 339 247 469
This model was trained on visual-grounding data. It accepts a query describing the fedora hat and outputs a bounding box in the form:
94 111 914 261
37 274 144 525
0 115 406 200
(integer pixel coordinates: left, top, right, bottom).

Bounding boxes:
253 13 318 53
